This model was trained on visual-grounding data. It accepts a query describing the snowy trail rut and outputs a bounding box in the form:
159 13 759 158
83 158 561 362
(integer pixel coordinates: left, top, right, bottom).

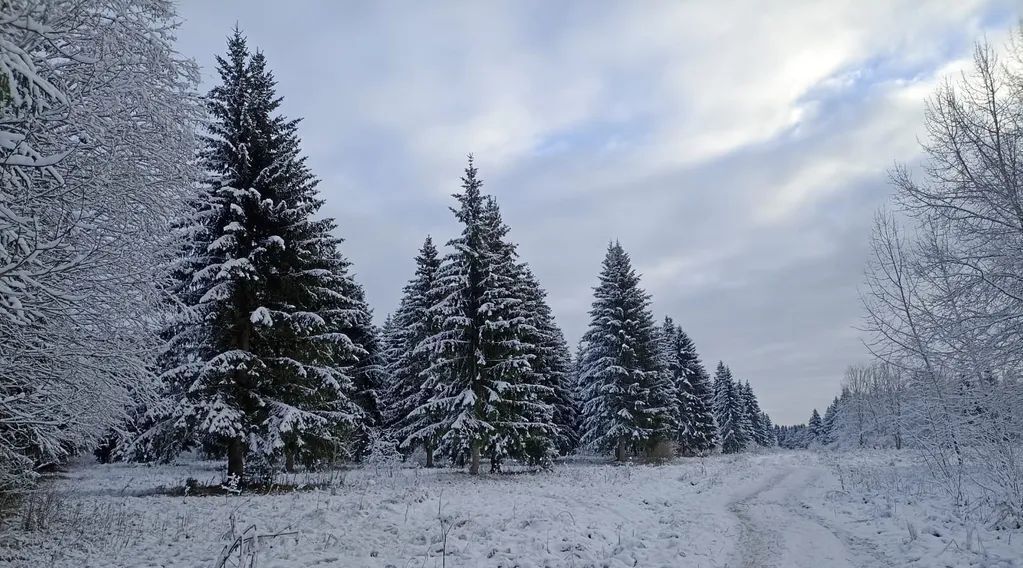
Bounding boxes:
724 461 888 568
26 451 985 568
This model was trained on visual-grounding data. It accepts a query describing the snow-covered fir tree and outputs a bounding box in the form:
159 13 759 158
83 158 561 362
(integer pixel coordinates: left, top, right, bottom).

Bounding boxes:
660 317 717 455
740 381 770 447
759 412 777 446
380 313 399 368
416 157 553 474
518 266 579 461
343 281 390 459
572 339 588 442
713 363 750 454
808 409 824 445
821 396 839 447
140 32 368 482
776 423 811 449
578 242 675 461
386 237 443 467
682 336 719 454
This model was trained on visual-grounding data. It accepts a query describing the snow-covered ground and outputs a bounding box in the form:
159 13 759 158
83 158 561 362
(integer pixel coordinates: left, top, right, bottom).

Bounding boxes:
1 450 1020 567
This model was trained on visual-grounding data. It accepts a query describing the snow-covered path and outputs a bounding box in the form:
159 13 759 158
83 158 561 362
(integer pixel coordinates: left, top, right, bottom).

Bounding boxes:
725 461 889 568
5 451 1021 567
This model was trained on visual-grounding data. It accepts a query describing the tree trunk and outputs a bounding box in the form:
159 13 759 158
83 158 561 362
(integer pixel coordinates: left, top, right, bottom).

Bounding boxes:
285 445 295 473
469 440 481 475
615 438 627 462
227 437 245 484
228 285 252 486
425 443 434 468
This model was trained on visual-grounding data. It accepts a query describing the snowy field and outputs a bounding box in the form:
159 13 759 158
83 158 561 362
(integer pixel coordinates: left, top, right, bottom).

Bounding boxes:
2 451 1020 568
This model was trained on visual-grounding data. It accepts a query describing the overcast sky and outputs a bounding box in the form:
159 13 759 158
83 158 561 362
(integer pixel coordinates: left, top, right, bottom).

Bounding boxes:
173 0 1019 425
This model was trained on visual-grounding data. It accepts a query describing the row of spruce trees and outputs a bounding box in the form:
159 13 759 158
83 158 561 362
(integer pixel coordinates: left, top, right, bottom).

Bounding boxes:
775 406 836 450
117 32 775 482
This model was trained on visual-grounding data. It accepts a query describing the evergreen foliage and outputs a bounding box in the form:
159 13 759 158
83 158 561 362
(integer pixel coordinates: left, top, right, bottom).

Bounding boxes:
740 381 771 447
518 266 580 460
139 32 368 482
713 362 750 454
659 318 718 454
808 409 824 444
677 331 719 454
386 237 444 467
415 157 554 474
821 396 840 447
578 242 674 461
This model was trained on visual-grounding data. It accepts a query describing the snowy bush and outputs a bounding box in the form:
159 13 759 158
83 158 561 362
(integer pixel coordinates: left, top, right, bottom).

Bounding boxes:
365 434 404 478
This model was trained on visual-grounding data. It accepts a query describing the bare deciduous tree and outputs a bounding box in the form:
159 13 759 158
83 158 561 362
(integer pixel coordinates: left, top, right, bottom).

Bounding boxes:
855 30 1023 522
0 0 199 490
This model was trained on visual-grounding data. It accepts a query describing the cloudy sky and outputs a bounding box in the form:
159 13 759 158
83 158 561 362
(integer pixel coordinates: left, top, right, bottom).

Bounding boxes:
174 0 1019 424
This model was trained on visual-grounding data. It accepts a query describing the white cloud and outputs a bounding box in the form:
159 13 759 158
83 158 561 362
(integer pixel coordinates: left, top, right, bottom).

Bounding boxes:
173 0 1019 424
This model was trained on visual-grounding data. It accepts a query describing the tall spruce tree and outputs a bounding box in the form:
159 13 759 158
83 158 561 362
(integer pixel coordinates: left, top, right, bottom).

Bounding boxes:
387 237 443 467
821 396 839 447
379 313 399 373
417 157 552 474
519 266 579 460
345 283 389 459
145 32 367 482
808 408 824 444
759 412 777 447
660 317 717 455
678 330 719 453
572 339 588 443
713 363 750 454
740 381 769 447
578 242 674 461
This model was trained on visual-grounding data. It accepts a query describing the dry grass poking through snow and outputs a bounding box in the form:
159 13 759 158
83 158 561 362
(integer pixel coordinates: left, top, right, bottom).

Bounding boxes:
0 451 1020 567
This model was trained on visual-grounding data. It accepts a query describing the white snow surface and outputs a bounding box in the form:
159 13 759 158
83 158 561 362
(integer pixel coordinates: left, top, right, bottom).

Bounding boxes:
2 451 1020 567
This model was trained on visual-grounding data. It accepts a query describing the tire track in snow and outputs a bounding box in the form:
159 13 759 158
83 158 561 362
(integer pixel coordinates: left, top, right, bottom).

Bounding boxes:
726 468 793 567
724 462 890 568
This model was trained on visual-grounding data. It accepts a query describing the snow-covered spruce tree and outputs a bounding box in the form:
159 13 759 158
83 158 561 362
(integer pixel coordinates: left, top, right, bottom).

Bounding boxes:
740 381 770 447
0 0 199 489
380 313 399 368
807 409 823 445
660 317 717 455
519 265 579 461
479 196 558 472
578 242 675 461
821 396 839 447
144 32 367 483
341 280 389 460
658 318 691 454
759 413 777 447
416 157 553 474
572 339 588 441
387 236 444 467
682 335 719 453
776 424 802 449
713 363 750 454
